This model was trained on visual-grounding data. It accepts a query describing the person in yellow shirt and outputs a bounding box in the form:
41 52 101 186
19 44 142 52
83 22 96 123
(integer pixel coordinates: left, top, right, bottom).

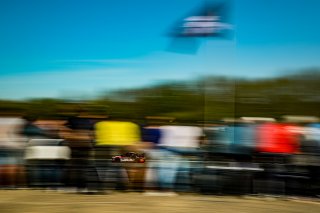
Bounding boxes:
94 118 142 191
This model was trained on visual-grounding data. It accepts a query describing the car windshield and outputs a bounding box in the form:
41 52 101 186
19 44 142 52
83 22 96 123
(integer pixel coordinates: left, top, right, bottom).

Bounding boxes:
122 153 134 157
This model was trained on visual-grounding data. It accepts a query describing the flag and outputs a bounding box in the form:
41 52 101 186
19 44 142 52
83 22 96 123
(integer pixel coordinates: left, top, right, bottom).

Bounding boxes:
167 1 233 53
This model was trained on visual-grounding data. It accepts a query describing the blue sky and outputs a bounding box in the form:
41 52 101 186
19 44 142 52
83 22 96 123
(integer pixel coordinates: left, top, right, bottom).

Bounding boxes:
1 0 320 100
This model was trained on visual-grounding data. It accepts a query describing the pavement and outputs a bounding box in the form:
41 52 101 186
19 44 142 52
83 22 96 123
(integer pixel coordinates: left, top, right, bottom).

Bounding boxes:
0 190 319 213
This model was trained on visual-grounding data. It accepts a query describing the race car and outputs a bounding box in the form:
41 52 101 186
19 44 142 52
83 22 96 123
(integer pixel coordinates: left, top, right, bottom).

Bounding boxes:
111 152 146 163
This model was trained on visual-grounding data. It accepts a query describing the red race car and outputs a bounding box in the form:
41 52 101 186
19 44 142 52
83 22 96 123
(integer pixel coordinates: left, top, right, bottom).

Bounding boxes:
111 152 145 163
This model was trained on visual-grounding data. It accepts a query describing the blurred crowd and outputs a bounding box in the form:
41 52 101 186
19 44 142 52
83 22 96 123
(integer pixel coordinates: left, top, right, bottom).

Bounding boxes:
0 114 320 197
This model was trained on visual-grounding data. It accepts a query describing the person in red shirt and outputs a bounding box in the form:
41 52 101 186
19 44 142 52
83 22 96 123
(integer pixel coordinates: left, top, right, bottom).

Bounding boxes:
256 122 299 155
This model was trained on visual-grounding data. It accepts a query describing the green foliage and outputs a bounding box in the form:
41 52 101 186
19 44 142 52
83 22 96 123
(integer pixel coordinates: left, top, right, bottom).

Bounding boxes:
1 70 319 121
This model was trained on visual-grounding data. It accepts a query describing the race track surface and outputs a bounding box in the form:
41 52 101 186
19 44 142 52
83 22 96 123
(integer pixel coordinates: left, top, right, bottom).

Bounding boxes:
0 190 319 213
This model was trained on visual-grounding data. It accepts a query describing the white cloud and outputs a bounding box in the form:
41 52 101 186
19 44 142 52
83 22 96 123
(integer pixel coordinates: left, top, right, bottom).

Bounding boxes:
54 59 152 64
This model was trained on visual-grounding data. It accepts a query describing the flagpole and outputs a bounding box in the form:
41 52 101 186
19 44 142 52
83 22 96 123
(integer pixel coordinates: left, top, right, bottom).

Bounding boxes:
201 39 208 128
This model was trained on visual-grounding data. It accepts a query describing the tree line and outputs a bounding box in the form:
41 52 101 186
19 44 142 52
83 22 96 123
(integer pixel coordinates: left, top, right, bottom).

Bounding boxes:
1 69 319 122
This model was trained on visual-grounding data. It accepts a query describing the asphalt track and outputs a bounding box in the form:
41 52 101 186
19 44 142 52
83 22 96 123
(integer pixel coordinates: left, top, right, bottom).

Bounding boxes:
0 190 319 213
